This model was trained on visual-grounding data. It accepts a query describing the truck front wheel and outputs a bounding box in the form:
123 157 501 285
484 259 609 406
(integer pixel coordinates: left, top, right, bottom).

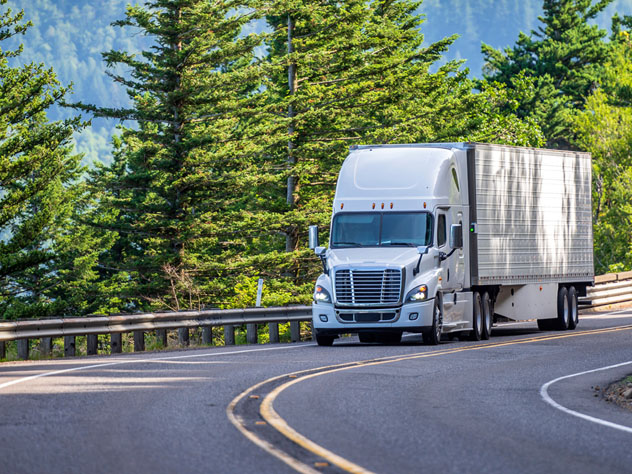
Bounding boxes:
423 297 442 345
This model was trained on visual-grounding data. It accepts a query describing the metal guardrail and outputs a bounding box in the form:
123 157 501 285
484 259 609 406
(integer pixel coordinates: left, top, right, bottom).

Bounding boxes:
0 306 313 360
1 272 631 361
581 271 632 308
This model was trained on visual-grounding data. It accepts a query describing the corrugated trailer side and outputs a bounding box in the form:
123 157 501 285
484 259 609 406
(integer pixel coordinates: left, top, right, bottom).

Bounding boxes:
467 143 594 286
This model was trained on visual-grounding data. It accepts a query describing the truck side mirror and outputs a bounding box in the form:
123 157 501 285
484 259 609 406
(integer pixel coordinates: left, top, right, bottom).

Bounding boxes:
450 224 463 249
315 246 327 256
309 225 319 249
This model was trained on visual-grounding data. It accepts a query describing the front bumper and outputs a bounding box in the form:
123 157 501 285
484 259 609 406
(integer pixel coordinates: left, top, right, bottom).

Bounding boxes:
312 299 435 335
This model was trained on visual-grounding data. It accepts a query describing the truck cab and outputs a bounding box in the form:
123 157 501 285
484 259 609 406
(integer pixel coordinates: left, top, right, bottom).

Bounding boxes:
310 143 593 346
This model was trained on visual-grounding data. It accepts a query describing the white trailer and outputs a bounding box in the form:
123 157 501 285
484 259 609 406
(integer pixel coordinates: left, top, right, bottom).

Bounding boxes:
309 143 594 346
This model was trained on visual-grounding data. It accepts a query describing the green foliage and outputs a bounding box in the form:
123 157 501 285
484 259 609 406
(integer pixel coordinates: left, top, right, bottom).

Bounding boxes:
0 1 108 319
76 0 266 311
219 0 545 307
574 40 632 273
482 0 614 148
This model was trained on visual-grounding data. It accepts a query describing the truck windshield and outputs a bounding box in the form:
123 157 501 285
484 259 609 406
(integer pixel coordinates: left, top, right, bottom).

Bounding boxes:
331 212 433 248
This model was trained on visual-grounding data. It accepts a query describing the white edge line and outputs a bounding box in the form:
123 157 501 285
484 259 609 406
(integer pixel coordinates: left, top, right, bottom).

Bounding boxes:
0 343 315 391
540 360 632 434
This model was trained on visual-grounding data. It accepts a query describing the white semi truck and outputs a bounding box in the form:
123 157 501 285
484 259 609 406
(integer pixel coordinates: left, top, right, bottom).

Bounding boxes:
309 143 594 346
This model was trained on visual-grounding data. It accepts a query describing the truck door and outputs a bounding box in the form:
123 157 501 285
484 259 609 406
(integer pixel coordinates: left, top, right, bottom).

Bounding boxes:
437 209 463 293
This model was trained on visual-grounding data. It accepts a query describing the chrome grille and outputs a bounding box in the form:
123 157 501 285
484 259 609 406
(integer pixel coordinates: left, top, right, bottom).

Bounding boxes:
334 269 402 305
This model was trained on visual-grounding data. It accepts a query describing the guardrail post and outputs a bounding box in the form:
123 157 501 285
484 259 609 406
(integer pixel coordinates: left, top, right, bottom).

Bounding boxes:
64 336 76 357
269 323 279 344
134 331 145 352
40 337 53 356
87 335 98 355
224 325 235 345
17 339 29 360
178 328 189 346
111 333 122 353
202 327 212 345
156 329 167 347
290 321 300 343
0 341 5 359
246 324 258 344
310 322 315 341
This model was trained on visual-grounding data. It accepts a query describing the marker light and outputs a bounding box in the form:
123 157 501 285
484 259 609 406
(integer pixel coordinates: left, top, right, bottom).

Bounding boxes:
372 203 375 209
390 203 393 209
340 203 344 209
381 203 384 209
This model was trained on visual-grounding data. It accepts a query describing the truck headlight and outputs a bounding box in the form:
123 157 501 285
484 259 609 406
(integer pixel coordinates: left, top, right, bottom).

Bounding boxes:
313 285 332 303
406 285 428 302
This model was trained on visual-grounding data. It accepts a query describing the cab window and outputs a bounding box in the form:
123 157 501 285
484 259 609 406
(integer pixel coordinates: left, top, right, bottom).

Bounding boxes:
437 214 446 247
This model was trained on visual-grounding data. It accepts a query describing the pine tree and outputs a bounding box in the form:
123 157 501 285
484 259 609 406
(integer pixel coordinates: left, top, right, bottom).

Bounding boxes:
0 1 96 319
574 36 632 273
481 0 614 148
77 0 265 310
217 0 544 307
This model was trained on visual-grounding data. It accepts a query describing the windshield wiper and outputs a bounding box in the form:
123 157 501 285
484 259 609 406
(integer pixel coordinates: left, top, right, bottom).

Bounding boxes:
333 241 365 247
381 242 416 247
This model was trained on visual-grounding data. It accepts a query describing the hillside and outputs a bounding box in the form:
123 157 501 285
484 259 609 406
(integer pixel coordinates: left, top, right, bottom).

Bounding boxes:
7 0 632 165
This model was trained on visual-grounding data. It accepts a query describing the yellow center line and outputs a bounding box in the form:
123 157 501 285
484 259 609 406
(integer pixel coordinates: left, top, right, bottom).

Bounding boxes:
246 324 632 474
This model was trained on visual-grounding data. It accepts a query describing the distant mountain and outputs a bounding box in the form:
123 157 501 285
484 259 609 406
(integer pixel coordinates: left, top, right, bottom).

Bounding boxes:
7 0 632 165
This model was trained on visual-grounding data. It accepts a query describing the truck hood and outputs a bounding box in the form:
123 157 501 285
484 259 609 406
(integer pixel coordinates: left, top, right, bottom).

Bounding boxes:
326 247 419 270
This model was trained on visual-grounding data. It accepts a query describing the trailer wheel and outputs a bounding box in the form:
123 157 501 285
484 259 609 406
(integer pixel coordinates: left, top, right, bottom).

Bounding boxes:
567 286 579 330
482 292 492 340
556 286 570 330
423 297 442 345
469 291 483 341
316 335 334 346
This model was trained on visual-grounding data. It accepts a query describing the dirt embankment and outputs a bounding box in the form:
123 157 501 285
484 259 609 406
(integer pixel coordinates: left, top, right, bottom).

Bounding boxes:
594 375 632 412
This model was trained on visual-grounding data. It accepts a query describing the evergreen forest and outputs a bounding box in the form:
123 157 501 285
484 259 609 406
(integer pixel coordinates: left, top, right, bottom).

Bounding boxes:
2 0 632 320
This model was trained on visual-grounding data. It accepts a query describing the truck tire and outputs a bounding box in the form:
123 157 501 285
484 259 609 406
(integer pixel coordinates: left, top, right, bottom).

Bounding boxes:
469 291 483 341
482 292 492 340
316 334 334 346
556 286 570 330
423 297 442 345
567 286 579 330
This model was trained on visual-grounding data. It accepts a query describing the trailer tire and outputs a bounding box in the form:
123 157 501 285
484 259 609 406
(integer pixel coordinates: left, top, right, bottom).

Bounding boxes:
568 286 579 330
556 286 570 330
482 292 492 340
316 335 334 346
423 297 442 345
469 291 483 341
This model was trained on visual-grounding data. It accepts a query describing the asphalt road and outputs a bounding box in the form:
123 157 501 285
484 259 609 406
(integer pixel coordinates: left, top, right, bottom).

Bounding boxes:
1 310 631 474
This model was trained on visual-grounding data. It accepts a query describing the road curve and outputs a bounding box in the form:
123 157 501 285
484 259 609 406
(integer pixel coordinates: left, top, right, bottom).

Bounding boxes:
1 310 632 474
